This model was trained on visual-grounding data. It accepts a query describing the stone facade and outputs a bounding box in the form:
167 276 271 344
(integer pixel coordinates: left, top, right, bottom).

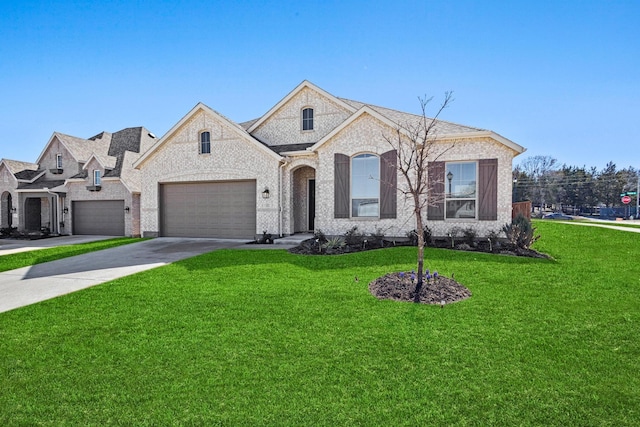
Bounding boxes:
251 87 353 146
135 81 524 240
137 106 281 238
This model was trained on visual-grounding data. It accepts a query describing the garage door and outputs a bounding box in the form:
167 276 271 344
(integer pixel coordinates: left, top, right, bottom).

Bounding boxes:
72 200 125 236
160 180 256 239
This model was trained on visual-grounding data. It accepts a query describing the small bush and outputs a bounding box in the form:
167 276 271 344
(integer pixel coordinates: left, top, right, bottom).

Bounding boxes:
462 227 477 246
406 225 432 247
322 236 346 253
314 229 327 244
503 214 540 250
368 228 386 248
344 226 364 246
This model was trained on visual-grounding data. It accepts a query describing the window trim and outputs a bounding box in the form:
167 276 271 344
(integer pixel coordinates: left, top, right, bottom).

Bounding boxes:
93 169 101 186
301 107 314 131
444 161 477 220
350 153 380 218
56 154 63 169
200 131 211 154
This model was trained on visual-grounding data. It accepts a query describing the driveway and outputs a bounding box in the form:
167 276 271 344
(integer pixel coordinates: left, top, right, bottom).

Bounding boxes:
0 235 116 256
0 237 253 314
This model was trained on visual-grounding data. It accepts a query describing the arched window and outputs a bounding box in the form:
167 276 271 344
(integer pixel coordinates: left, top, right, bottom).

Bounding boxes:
302 108 314 131
200 131 211 154
351 154 379 217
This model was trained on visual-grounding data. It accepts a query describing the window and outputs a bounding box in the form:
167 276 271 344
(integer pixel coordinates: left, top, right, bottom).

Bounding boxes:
200 131 211 154
56 154 63 169
302 108 314 131
351 154 380 217
93 170 101 186
445 162 477 219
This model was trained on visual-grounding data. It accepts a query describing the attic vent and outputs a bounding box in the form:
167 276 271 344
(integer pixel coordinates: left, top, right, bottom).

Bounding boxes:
148 132 156 138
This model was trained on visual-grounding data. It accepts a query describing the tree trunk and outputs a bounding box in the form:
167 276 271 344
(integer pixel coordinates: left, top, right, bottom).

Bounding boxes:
414 206 424 303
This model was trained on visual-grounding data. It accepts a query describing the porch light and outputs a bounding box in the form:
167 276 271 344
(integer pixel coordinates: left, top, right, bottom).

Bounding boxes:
262 188 270 199
11 207 17 213
124 206 131 213
447 171 453 195
63 207 69 214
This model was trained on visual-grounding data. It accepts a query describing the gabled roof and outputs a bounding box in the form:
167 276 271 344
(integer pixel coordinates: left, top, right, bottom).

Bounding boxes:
134 103 282 169
308 99 525 155
0 158 39 175
15 169 45 182
82 153 117 171
105 127 156 177
245 80 357 134
36 132 111 164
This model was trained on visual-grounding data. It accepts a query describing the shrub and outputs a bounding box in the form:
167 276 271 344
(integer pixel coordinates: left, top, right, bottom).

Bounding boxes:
344 226 364 246
313 229 327 244
406 225 432 247
503 214 540 250
462 227 477 246
322 236 346 253
368 228 386 248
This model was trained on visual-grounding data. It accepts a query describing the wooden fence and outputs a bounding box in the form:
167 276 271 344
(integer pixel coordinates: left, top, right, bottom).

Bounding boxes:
512 201 532 219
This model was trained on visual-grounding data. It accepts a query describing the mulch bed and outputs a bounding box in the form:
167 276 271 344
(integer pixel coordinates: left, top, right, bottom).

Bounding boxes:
289 237 548 305
369 272 472 305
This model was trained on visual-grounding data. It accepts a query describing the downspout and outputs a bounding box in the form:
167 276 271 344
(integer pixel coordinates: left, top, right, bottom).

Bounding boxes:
279 158 289 237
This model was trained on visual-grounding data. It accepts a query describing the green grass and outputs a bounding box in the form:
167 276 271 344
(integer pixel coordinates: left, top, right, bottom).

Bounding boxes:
1 223 639 426
0 238 145 272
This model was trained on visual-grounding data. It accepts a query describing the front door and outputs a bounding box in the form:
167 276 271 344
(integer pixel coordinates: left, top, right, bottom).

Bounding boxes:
308 179 315 231
25 198 41 231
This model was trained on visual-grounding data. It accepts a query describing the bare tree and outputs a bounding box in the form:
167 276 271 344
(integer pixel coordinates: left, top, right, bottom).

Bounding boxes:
384 93 454 301
517 155 558 211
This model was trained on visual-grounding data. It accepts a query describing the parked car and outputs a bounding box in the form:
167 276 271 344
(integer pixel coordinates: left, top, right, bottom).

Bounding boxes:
543 213 573 220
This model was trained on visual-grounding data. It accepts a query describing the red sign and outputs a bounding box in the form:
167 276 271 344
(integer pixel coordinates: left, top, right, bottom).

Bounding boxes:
621 195 631 204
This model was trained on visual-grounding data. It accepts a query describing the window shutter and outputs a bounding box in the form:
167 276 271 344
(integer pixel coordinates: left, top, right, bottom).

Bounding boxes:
427 161 445 220
380 150 397 219
478 158 498 221
334 153 350 218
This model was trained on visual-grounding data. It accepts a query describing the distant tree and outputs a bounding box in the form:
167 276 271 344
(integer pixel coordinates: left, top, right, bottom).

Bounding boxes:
384 92 454 302
595 162 626 207
517 155 558 211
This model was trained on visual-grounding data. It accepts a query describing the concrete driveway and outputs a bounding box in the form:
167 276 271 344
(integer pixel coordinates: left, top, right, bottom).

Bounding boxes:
0 235 116 256
0 237 251 314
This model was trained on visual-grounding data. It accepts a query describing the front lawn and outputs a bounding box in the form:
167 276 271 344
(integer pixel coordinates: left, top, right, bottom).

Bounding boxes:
0 238 145 273
1 223 639 425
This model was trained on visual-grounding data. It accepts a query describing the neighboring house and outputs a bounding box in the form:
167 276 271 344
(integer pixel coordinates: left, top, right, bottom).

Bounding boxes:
0 159 39 231
135 80 526 239
0 127 155 236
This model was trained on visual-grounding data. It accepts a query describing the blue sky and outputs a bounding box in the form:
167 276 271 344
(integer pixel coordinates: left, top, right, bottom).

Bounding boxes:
1 0 638 170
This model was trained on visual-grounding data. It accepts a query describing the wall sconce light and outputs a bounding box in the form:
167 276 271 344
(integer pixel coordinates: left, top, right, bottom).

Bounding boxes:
261 188 270 199
11 207 17 213
63 207 69 214
124 206 130 213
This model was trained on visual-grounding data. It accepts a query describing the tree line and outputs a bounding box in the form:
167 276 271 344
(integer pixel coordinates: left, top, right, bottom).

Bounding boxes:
513 155 639 213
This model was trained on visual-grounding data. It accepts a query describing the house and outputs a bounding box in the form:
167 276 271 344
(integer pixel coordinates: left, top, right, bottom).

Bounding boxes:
0 127 156 237
134 81 526 240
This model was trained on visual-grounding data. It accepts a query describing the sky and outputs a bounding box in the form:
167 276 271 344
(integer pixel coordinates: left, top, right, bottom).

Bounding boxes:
1 0 638 170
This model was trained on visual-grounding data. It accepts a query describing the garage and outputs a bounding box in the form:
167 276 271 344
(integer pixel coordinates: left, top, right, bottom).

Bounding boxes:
72 200 125 236
160 180 256 239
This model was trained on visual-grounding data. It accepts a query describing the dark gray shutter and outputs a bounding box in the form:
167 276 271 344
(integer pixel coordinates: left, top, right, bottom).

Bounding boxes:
334 153 350 218
427 161 445 220
380 150 397 219
478 158 498 220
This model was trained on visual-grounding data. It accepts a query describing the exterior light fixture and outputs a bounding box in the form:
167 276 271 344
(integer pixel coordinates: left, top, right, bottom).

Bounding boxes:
124 206 131 213
262 188 270 199
63 207 69 214
447 171 453 195
11 207 17 213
